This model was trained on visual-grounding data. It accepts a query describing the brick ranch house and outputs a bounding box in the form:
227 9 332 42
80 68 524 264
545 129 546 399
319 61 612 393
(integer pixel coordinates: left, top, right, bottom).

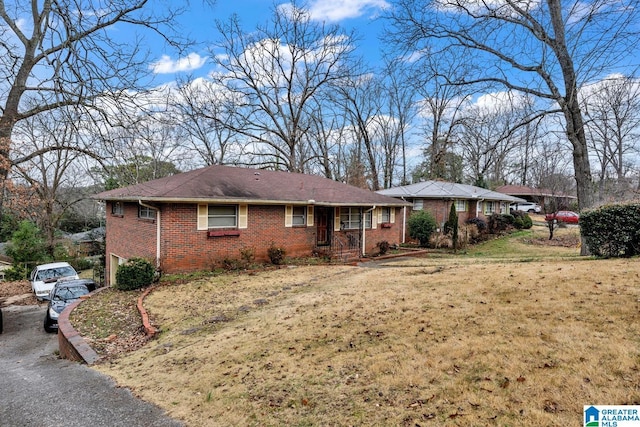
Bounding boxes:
377 181 525 242
94 165 410 285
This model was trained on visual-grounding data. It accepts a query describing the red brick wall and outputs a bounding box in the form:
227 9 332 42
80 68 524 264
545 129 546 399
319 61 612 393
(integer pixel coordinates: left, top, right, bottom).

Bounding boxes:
159 204 318 272
105 202 157 284
104 202 404 278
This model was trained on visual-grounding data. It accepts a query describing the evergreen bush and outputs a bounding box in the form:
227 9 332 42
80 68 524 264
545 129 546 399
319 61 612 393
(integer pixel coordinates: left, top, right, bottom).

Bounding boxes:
581 202 640 257
408 210 437 247
115 257 155 291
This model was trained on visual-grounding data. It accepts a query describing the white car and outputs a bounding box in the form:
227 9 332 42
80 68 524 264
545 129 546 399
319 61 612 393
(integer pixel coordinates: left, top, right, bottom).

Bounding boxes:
30 262 79 301
510 202 542 214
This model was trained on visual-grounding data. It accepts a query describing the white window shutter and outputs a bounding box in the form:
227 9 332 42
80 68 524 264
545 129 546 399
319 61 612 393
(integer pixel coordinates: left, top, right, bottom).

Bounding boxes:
334 207 341 231
197 204 208 230
371 209 377 228
285 205 293 227
306 205 314 227
238 204 248 229
390 208 396 223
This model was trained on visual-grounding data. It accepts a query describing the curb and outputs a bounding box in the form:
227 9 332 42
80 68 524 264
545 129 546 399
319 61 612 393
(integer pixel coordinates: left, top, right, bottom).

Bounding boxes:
58 288 106 365
137 286 158 336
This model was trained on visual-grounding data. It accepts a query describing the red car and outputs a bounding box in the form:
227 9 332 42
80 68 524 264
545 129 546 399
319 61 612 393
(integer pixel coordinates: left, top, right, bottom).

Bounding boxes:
545 210 579 224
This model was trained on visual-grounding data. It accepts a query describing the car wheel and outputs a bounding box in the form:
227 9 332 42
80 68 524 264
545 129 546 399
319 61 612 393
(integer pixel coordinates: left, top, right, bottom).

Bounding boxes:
44 313 55 333
527 209 535 213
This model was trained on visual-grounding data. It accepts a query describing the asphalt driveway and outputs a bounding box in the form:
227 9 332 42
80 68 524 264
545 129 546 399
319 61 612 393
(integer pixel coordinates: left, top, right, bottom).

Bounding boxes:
0 305 183 427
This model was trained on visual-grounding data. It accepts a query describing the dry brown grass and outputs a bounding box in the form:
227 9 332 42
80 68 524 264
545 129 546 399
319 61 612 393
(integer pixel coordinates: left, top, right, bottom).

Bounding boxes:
93 227 640 426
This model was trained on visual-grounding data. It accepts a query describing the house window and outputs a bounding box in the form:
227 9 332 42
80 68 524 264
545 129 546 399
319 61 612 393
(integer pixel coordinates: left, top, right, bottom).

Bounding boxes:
455 200 467 212
340 208 371 230
111 202 123 216
292 206 306 226
381 207 391 223
484 201 495 214
139 205 156 220
413 199 423 210
208 205 237 228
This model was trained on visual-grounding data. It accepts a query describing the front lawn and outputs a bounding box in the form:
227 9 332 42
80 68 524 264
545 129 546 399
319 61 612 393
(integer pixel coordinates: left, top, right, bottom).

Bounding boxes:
75 225 640 426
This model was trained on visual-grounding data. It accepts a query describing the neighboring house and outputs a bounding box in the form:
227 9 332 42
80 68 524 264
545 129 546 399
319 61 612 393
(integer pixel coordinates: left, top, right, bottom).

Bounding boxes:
94 165 409 285
495 185 576 211
377 181 525 242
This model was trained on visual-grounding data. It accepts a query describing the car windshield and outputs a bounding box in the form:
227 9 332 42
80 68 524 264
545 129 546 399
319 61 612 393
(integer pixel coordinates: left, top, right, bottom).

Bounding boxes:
37 266 76 281
53 286 88 301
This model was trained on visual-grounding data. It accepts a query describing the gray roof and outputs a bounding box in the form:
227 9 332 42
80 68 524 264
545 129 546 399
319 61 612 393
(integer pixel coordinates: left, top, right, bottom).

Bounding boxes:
93 165 410 207
377 181 526 203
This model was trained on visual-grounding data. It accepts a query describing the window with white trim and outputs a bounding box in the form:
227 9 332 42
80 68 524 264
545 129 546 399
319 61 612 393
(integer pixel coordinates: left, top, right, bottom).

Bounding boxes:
455 200 467 212
208 205 237 228
292 206 306 226
484 201 496 214
381 207 391 223
111 202 123 216
139 205 156 220
340 207 371 230
413 199 423 210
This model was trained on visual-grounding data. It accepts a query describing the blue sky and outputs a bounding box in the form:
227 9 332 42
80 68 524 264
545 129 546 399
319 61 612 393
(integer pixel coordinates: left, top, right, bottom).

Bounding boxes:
147 0 390 83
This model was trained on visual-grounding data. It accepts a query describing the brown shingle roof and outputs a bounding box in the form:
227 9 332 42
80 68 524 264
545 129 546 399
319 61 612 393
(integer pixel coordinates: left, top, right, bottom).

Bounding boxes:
93 165 408 207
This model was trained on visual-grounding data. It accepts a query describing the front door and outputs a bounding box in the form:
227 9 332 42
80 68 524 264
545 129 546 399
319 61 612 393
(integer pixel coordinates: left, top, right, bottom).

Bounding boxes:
316 207 331 246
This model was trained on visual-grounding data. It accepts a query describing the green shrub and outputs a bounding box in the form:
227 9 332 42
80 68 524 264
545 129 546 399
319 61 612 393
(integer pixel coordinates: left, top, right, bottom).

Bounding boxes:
511 210 532 229
5 220 49 263
267 242 286 265
581 202 640 257
488 214 514 233
115 257 155 290
408 210 437 247
4 264 27 281
444 203 457 235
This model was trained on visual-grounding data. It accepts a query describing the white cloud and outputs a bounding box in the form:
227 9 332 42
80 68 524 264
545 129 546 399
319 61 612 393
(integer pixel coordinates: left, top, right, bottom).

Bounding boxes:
149 53 207 74
304 0 390 22
472 91 530 112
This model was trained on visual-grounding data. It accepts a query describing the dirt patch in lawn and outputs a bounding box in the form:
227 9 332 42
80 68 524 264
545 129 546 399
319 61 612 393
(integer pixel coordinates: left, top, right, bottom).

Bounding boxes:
87 228 640 426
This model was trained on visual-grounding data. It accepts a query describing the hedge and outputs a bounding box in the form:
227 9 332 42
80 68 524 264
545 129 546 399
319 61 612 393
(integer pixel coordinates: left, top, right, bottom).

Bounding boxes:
581 202 640 258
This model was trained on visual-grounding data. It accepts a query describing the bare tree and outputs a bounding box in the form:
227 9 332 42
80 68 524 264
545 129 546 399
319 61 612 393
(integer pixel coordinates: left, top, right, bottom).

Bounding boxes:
379 59 418 186
387 0 640 213
582 75 640 201
210 4 357 172
0 0 200 212
305 97 345 180
96 114 183 188
170 77 247 167
457 93 528 187
11 110 88 255
332 71 385 190
409 50 472 181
